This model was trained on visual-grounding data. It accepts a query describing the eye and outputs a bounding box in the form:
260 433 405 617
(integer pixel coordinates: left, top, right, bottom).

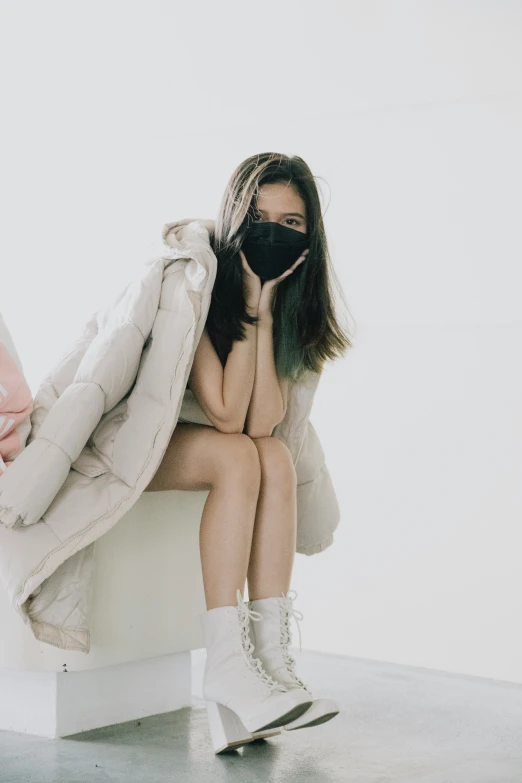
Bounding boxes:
285 219 300 226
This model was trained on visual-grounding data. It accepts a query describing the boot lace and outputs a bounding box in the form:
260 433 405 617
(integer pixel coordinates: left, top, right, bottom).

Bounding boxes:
236 589 287 693
279 589 309 690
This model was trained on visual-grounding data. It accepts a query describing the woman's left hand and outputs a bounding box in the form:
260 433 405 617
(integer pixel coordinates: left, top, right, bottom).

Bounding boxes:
257 249 310 319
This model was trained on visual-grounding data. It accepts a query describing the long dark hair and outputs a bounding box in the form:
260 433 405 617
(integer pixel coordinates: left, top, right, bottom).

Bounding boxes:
206 152 353 383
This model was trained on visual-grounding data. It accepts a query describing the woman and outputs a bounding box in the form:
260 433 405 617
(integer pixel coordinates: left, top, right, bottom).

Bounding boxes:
144 152 352 753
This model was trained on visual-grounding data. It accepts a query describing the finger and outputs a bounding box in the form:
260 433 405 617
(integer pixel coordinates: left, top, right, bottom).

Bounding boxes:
290 250 308 272
287 258 304 275
271 269 293 285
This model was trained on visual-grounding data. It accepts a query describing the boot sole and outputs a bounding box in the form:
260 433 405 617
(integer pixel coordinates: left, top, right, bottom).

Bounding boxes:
250 699 313 733
249 729 282 741
250 709 340 740
284 709 340 731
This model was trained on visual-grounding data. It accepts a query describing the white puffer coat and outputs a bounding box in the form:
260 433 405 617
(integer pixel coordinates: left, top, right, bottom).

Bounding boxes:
0 219 341 653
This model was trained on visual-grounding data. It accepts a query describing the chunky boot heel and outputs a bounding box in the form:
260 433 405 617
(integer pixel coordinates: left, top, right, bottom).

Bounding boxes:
206 701 254 754
200 589 313 753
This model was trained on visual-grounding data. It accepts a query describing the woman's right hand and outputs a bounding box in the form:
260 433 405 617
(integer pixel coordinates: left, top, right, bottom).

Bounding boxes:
239 249 261 314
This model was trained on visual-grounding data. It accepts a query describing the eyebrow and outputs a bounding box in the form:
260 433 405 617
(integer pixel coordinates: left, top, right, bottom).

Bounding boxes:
255 209 306 219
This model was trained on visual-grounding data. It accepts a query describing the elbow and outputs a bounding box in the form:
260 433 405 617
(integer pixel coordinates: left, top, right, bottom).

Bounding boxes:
245 422 279 439
245 413 285 439
217 422 244 435
214 408 285 438
214 415 245 435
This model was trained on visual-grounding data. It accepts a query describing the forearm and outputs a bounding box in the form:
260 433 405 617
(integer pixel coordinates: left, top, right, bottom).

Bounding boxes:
221 320 258 433
245 315 285 438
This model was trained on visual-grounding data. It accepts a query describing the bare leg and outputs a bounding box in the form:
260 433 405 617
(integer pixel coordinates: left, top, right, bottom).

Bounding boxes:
246 436 298 601
199 439 261 609
144 423 262 610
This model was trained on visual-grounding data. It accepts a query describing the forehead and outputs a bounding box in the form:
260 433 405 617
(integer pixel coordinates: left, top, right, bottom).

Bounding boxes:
255 181 305 211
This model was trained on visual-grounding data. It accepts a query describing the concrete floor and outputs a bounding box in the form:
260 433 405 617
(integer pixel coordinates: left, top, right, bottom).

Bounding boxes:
1 648 521 782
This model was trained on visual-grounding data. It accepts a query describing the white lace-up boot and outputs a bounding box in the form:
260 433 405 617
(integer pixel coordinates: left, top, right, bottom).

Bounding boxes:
248 590 340 734
200 588 313 753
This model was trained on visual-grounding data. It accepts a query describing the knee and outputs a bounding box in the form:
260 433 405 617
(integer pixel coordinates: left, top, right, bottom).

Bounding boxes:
212 433 262 489
250 436 297 487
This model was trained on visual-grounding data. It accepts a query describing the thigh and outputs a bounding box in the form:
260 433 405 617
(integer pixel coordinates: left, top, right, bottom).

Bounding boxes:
143 422 258 493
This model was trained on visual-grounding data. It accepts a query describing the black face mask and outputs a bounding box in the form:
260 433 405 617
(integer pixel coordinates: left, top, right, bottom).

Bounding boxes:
240 222 309 281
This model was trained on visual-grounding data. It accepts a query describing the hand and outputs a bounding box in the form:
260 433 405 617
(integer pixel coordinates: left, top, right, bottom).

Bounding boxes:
257 249 309 319
239 249 262 314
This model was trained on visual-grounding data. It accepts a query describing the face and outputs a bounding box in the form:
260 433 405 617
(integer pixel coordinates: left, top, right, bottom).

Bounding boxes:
250 181 307 234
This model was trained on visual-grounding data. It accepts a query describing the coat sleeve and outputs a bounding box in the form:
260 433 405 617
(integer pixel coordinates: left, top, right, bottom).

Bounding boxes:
27 279 133 445
26 310 100 445
0 276 144 530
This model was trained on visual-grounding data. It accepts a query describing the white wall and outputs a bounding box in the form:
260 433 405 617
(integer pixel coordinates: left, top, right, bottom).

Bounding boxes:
1 1 521 683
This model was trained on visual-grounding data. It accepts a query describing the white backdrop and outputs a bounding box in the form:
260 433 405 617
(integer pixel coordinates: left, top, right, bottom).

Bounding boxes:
1 1 521 684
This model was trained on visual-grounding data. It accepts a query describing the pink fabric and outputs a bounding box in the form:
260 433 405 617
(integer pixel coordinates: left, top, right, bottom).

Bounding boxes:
0 343 33 476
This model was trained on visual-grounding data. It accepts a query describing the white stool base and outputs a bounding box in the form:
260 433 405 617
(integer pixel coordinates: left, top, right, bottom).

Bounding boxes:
0 651 191 738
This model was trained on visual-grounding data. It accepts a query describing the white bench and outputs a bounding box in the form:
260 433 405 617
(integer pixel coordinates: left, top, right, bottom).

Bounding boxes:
0 490 207 738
